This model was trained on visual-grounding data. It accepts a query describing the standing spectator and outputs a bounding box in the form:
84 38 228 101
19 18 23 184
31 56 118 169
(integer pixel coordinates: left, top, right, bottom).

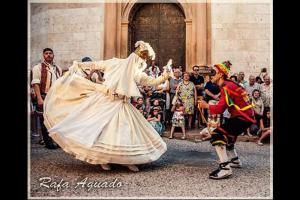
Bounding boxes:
204 76 221 114
31 48 62 149
248 89 264 136
147 107 163 135
255 76 264 84
82 57 104 84
168 68 182 125
169 99 186 139
190 65 205 128
237 71 248 88
261 75 272 110
257 108 271 145
230 74 238 83
177 72 197 129
245 75 262 97
148 60 160 78
169 68 182 104
204 76 220 103
30 84 40 138
251 89 264 125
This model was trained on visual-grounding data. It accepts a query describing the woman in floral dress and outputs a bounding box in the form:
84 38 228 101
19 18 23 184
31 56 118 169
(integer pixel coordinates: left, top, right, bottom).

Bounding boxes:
176 72 197 129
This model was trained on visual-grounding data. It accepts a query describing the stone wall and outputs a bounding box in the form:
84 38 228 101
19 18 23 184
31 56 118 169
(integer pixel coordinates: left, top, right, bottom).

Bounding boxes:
30 3 104 70
211 3 271 79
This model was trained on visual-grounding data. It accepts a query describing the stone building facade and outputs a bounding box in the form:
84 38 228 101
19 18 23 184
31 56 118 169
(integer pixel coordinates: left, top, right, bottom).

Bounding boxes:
29 1 271 79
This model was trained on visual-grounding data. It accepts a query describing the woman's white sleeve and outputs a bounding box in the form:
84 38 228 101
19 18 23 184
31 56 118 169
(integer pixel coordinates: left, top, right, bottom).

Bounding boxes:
78 60 107 71
136 72 169 87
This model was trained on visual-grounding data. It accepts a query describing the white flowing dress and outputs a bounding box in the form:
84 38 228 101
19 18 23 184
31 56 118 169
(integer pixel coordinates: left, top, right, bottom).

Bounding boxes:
43 53 168 165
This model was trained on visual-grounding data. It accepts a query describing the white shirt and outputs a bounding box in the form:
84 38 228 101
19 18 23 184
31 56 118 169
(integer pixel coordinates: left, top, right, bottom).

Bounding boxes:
31 62 62 93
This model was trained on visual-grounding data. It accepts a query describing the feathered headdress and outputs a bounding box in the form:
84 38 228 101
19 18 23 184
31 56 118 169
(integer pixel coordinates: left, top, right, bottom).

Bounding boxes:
214 60 232 76
134 41 156 60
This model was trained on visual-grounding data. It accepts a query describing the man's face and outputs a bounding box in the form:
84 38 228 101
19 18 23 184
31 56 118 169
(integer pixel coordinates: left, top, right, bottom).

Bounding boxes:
238 72 245 80
249 77 255 85
43 50 54 63
174 69 181 78
264 76 271 85
193 67 200 75
140 51 149 61
138 99 143 104
211 67 221 84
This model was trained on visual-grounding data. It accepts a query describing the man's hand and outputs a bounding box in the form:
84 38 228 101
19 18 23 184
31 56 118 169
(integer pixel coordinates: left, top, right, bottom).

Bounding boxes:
198 100 209 109
37 97 44 106
213 95 219 100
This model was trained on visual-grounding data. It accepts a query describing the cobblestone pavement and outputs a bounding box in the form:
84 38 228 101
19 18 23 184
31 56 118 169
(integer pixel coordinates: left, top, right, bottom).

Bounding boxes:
29 137 271 199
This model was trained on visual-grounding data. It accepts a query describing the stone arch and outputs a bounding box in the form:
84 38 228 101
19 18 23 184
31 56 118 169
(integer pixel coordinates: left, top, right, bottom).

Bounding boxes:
103 1 211 71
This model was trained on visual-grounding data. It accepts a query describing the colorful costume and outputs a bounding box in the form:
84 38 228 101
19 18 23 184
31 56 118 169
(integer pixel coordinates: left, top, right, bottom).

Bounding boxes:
209 79 255 146
199 61 255 179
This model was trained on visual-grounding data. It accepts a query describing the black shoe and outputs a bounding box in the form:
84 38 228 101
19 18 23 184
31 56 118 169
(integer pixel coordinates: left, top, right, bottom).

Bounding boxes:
209 161 232 180
45 143 58 149
229 156 242 168
38 140 45 145
53 142 61 148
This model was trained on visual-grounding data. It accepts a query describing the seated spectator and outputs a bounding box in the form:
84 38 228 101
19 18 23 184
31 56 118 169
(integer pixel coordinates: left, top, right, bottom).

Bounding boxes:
199 114 220 141
257 108 271 145
136 104 147 118
147 107 163 135
135 97 145 110
169 99 186 139
150 98 162 112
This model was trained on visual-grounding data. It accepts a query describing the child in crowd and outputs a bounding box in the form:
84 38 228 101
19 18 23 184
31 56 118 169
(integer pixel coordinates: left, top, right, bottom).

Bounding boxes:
147 107 163 135
136 104 147 118
169 99 186 139
135 97 145 110
199 114 220 141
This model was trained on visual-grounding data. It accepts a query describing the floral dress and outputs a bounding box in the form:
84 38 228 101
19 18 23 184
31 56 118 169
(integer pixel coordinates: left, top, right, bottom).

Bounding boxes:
178 81 195 115
172 107 185 127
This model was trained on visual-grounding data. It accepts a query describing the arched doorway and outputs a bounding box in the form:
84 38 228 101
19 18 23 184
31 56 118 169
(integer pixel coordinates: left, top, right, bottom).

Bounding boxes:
128 3 186 70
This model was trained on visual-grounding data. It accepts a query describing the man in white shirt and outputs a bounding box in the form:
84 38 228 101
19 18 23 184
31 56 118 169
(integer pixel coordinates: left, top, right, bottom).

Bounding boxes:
31 48 62 149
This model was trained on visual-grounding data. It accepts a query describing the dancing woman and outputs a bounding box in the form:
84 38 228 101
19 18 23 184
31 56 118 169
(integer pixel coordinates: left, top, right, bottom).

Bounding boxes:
43 41 171 172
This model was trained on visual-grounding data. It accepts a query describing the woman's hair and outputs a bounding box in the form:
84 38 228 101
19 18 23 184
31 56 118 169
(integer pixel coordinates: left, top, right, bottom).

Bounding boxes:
256 76 263 83
136 104 144 110
263 107 270 117
149 107 160 117
183 72 190 76
230 75 238 82
252 89 260 97
175 98 183 107
137 97 144 102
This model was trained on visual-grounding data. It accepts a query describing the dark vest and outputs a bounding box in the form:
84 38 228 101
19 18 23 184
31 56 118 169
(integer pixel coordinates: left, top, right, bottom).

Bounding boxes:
40 62 61 94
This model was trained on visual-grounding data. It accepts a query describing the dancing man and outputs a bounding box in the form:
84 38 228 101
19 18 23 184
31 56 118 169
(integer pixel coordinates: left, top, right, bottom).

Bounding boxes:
198 61 255 179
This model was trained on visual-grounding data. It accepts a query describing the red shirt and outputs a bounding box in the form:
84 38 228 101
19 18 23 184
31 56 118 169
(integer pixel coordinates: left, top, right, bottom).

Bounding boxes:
209 80 255 122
